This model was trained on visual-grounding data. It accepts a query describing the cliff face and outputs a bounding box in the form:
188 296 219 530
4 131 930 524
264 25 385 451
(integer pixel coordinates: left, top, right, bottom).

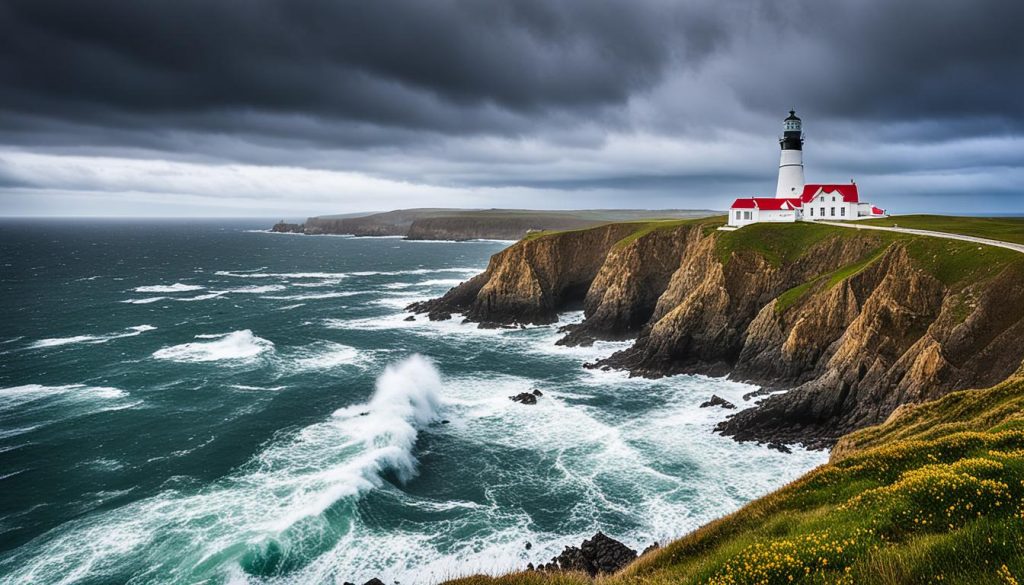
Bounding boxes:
416 220 1024 448
410 223 641 325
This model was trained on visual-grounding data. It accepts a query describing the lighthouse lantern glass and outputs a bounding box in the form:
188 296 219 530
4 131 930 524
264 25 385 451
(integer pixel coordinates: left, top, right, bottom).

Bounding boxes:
785 120 801 132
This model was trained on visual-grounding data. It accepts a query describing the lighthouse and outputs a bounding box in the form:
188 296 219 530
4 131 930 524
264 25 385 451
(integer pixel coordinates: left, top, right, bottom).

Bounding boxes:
775 110 805 198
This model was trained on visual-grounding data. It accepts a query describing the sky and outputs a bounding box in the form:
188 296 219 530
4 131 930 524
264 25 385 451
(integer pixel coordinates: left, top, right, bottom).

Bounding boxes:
1 0 1022 217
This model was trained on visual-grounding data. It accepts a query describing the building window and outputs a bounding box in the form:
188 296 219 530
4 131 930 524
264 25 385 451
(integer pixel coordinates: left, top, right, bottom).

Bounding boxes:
744 211 751 220
809 207 814 217
820 196 824 202
736 211 741 220
830 207 835 216
841 207 846 217
821 207 825 216
832 196 836 202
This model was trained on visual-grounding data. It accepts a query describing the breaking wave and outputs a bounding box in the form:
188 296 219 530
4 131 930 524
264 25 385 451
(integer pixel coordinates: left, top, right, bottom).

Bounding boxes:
28 325 157 349
134 283 205 293
152 330 273 363
287 342 368 372
0 355 445 584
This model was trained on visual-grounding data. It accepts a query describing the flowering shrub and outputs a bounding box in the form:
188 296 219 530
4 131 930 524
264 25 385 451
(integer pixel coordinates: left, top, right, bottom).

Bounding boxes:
843 457 1019 538
707 529 872 585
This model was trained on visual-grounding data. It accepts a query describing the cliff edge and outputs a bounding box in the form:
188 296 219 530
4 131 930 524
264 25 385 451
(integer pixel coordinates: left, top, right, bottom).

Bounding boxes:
414 218 1024 448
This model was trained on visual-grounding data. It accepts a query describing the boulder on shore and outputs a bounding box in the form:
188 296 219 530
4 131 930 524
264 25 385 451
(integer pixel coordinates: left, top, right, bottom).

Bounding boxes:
509 392 538 405
700 395 736 409
539 532 637 576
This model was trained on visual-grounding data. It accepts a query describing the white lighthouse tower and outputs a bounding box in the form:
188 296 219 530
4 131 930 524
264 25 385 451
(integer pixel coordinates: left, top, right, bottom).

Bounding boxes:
775 110 805 198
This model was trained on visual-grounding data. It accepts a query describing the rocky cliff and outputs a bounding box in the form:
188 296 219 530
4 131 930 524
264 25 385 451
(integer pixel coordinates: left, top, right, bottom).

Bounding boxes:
414 219 1024 448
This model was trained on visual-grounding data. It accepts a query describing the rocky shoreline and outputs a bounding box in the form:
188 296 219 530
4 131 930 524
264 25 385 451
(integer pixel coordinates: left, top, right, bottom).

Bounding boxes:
410 220 1024 449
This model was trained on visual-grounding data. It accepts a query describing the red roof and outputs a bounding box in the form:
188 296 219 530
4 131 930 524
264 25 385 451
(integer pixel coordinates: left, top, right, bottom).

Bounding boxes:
730 197 802 211
871 206 885 215
800 184 859 203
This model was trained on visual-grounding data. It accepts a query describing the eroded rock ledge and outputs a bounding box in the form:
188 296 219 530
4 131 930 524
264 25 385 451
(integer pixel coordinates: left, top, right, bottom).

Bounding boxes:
411 220 1024 448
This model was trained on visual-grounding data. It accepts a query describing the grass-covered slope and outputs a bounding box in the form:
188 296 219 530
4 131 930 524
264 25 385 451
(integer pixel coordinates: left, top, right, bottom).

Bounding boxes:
447 372 1024 585
861 215 1024 245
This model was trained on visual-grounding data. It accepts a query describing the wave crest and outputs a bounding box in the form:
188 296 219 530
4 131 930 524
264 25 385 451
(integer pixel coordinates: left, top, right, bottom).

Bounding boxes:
152 330 273 363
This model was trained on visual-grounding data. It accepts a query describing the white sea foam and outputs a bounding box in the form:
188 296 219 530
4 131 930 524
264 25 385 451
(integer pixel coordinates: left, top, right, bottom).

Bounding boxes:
152 330 273 363
287 342 368 372
0 356 445 584
223 284 287 294
215 271 350 280
134 283 205 293
262 291 363 301
28 325 157 349
0 384 129 412
349 268 480 277
229 385 287 392
28 335 97 348
120 296 167 304
0 425 40 440
174 291 230 302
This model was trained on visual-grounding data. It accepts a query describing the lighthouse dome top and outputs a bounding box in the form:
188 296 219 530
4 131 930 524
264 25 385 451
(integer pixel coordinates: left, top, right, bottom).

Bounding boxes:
784 110 802 132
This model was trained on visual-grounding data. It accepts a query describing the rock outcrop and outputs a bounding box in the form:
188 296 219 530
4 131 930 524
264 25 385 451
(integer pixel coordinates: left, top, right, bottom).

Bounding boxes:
409 223 641 325
700 395 736 409
538 532 637 576
417 220 1024 448
271 221 303 233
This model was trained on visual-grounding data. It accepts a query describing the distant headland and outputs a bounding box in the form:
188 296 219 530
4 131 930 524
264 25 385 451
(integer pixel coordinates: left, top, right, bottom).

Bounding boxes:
270 208 718 241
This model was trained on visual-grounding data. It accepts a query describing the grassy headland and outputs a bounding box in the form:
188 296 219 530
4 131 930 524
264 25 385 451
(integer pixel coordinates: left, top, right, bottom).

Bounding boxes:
438 217 1024 585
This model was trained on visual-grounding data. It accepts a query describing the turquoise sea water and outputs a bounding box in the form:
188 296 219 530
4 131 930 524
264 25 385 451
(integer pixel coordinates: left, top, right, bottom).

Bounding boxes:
0 220 827 584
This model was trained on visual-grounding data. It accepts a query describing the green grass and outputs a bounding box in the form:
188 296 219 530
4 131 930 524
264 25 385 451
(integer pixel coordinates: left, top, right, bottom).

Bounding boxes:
447 374 1024 584
613 217 724 248
520 216 725 244
714 222 861 266
861 215 1024 245
902 236 1020 286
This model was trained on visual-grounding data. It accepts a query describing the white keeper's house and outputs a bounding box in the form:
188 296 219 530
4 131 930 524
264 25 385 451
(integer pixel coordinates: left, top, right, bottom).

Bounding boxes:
728 110 886 228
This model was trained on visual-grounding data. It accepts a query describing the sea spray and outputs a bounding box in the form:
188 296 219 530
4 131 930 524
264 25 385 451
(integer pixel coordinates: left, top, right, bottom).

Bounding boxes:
332 354 443 483
0 355 446 584
152 330 273 363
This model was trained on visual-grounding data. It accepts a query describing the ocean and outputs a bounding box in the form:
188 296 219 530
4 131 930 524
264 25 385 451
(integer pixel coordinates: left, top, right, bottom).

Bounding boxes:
0 219 827 584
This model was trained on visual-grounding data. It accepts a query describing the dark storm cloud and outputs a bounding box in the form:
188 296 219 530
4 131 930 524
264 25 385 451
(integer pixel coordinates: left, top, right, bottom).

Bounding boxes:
1 0 1021 149
731 1 1024 135
0 0 1021 217
0 0 727 142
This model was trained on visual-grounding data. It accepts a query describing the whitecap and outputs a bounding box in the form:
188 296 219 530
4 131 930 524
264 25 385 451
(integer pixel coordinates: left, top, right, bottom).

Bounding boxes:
349 268 480 277
28 325 156 349
286 342 368 372
214 271 349 280
174 292 229 302
222 284 287 294
120 297 167 305
152 330 273 363
261 291 363 301
133 283 205 293
0 384 128 409
229 385 287 392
